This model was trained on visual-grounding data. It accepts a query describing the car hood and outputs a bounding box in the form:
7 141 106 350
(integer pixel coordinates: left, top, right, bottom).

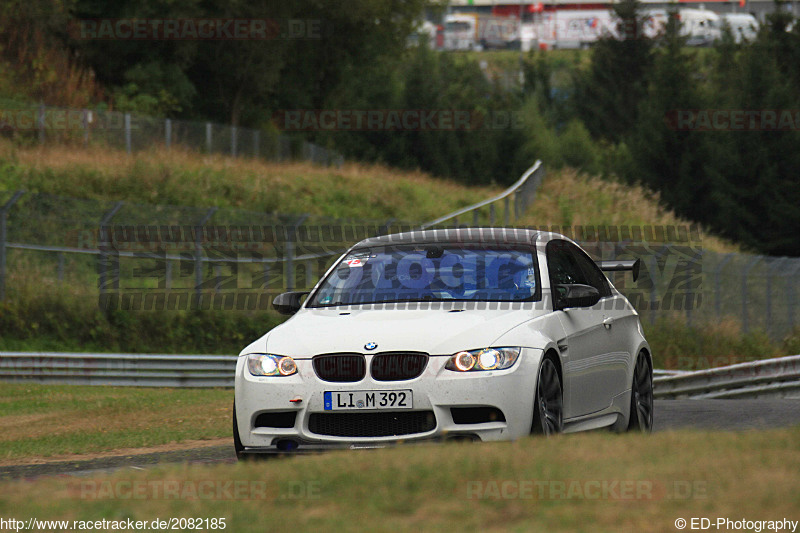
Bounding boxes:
242 306 550 357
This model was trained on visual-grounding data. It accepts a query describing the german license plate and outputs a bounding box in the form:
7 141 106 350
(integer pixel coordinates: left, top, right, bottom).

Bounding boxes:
323 390 413 411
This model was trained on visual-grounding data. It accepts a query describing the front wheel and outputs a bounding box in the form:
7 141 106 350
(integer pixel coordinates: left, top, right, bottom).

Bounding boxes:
531 357 563 435
627 352 654 432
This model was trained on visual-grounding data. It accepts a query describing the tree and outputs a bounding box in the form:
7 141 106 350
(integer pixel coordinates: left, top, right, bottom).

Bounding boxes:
574 0 653 143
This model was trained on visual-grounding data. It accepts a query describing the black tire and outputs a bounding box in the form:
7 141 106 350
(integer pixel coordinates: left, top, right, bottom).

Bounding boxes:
233 402 245 460
531 357 563 435
627 352 654 432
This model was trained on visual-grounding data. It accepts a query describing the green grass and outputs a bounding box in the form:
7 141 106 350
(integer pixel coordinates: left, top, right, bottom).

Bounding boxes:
0 141 765 361
645 318 800 370
0 384 231 461
0 426 798 531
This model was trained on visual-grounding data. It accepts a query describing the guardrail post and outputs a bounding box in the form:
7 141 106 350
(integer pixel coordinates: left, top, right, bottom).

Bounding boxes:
379 218 395 236
214 264 221 294
82 109 90 147
714 253 734 318
649 255 659 326
686 248 703 328
38 103 45 145
98 201 123 304
165 260 172 291
253 130 260 158
306 260 314 288
285 214 309 291
124 113 132 154
0 191 25 301
787 262 800 331
766 257 787 338
473 209 479 227
205 122 212 153
165 118 172 149
504 196 510 225
57 252 65 284
195 208 218 303
741 256 762 333
489 204 495 226
261 263 270 289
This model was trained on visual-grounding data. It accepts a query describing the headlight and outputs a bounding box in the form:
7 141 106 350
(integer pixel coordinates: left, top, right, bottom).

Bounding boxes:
445 347 521 372
246 354 298 376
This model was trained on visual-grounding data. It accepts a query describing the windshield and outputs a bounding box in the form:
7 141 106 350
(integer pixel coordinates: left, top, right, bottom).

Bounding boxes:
308 245 539 307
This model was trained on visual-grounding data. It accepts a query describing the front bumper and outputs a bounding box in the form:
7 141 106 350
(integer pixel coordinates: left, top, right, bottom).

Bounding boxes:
234 348 543 453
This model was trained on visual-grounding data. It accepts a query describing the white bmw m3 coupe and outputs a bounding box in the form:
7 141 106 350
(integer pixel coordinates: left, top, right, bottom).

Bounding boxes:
233 228 653 457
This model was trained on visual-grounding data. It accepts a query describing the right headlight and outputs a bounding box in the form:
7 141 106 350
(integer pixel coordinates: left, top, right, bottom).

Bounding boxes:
445 347 521 372
246 354 298 376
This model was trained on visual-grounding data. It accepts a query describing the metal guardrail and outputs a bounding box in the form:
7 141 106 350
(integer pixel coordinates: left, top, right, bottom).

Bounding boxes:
0 161 546 301
421 160 544 229
2 352 799 397
0 352 236 388
653 355 800 400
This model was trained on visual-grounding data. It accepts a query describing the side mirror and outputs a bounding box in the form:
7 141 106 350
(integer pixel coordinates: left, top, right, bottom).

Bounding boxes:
555 284 601 310
272 291 309 315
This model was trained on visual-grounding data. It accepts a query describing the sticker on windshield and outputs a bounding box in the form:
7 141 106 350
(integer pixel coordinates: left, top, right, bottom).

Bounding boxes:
345 258 363 267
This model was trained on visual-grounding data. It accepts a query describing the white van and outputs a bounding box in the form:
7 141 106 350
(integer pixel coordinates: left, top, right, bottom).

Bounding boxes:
443 13 520 51
679 9 722 46
720 13 759 43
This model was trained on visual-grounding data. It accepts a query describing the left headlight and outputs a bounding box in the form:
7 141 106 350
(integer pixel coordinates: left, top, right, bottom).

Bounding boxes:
445 347 521 372
246 354 298 376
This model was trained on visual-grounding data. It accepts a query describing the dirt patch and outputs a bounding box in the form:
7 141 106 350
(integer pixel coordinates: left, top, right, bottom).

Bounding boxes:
0 440 237 480
0 437 232 467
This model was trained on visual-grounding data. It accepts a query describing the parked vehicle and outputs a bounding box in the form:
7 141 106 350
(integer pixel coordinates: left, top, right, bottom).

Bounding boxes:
679 8 722 46
720 13 759 43
537 10 615 49
443 13 520 51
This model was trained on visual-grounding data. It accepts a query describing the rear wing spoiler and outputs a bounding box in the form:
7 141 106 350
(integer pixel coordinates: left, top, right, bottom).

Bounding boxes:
596 259 641 282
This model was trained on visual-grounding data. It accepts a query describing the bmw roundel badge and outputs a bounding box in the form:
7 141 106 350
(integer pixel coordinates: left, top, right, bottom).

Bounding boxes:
364 342 378 351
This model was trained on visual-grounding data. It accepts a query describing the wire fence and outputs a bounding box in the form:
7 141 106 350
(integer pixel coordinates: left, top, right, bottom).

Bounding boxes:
1 103 343 166
0 160 797 340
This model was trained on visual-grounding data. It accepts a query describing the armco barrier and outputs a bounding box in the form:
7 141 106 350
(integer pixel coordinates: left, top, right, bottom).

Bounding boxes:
653 355 800 400
1 352 799 398
0 352 236 387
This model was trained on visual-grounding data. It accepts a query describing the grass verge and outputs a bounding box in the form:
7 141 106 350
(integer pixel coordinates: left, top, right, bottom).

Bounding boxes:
0 142 749 359
0 426 797 531
0 384 231 462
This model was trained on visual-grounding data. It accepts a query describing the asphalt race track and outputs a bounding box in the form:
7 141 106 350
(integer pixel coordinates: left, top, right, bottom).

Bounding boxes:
2 399 798 480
